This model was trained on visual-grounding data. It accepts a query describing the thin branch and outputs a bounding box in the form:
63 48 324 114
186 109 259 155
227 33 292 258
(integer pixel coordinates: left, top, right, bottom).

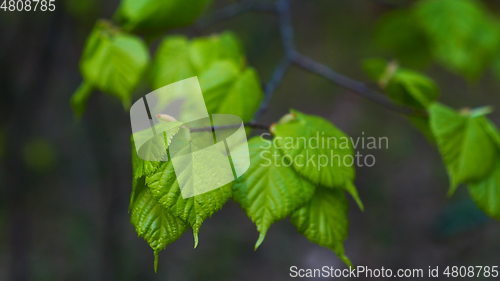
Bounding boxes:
197 0 422 118
253 57 291 120
277 0 295 55
251 0 293 121
290 53 421 116
274 0 421 116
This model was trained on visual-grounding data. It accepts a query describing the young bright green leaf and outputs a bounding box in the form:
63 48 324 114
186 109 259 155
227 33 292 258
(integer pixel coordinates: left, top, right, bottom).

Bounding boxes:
189 33 244 73
415 0 500 78
232 137 316 249
374 10 432 68
130 178 187 272
150 33 262 122
468 162 500 220
217 69 263 122
145 161 232 247
290 188 351 265
363 58 439 109
199 60 240 112
362 58 437 142
116 0 212 33
385 70 438 108
429 103 497 194
150 36 195 88
271 110 362 209
77 21 149 111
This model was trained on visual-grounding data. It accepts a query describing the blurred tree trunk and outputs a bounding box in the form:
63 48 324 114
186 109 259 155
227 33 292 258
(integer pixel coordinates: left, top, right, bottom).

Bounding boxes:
3 10 63 281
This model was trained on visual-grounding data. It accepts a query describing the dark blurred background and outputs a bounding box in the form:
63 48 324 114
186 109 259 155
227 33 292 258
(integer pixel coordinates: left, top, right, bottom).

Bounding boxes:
1 0 499 280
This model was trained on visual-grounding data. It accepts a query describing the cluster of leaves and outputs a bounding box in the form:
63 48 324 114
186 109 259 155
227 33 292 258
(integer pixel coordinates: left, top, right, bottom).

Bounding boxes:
71 0 215 115
71 0 362 269
150 33 263 122
363 58 500 220
375 0 500 79
71 0 500 272
131 109 362 270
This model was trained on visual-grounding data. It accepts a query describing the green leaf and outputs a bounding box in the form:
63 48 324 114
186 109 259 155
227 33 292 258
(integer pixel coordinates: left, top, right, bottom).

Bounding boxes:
232 137 316 249
493 54 500 82
199 60 240 111
415 0 500 78
429 103 498 194
150 33 262 122
131 137 162 181
70 82 93 117
116 0 212 33
130 178 187 272
362 58 436 141
78 21 149 109
468 162 500 220
385 69 438 108
290 188 351 265
363 58 439 108
271 110 362 209
217 69 263 122
374 10 431 68
189 33 244 73
150 36 195 88
145 161 232 247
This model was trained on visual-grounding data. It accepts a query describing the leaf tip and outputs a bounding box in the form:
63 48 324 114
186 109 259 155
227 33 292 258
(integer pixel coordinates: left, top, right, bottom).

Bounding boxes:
254 232 266 250
345 182 364 211
447 182 459 197
340 254 352 267
193 229 199 248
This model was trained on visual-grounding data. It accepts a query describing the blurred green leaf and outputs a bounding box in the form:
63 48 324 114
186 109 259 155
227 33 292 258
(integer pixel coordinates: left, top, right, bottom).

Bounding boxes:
468 162 500 220
429 103 498 194
130 178 187 272
150 32 262 122
363 58 439 109
150 36 195 87
232 137 316 249
415 0 500 79
116 0 212 34
493 54 500 81
271 110 362 209
290 188 351 265
375 10 431 68
363 58 438 141
75 21 150 113
189 33 244 72
385 70 438 108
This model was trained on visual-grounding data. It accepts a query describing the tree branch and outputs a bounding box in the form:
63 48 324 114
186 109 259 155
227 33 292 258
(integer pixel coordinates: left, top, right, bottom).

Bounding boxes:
253 57 291 120
202 0 423 118
290 52 420 116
